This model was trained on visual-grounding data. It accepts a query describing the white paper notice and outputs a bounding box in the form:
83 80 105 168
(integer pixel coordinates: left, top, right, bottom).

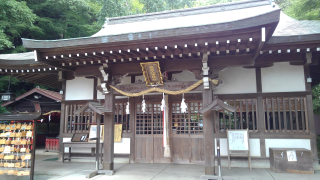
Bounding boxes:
228 130 248 150
287 150 297 161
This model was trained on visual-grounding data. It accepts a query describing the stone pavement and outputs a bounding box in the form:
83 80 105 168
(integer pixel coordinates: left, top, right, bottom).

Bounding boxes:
0 149 319 180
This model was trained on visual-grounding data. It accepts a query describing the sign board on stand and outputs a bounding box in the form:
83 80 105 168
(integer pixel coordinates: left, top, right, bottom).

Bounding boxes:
227 129 251 170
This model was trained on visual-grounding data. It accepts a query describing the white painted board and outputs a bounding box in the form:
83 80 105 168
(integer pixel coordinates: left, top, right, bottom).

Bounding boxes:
227 130 249 150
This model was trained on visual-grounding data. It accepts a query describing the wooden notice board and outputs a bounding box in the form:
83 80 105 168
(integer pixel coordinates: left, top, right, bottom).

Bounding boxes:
114 124 122 142
227 129 251 170
88 125 104 142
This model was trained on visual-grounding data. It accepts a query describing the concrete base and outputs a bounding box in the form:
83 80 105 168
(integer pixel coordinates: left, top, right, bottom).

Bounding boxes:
200 175 223 180
98 170 115 176
86 170 98 178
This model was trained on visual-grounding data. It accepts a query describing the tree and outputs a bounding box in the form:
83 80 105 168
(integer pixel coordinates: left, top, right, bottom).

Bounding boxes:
0 0 37 51
97 0 144 25
278 0 320 20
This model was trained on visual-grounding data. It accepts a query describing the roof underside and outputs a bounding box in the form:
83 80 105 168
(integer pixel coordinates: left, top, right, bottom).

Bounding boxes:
0 112 42 121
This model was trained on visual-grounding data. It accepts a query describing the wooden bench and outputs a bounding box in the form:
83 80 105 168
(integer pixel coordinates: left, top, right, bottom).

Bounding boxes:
62 142 103 163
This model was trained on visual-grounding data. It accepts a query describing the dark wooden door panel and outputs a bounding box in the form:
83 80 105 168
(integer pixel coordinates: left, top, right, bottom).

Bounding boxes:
135 137 153 163
190 137 205 163
172 137 190 163
153 136 171 163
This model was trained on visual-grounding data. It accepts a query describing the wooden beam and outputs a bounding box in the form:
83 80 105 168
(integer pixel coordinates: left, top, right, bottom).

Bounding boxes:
36 50 75 72
253 27 265 60
74 55 253 77
113 81 203 95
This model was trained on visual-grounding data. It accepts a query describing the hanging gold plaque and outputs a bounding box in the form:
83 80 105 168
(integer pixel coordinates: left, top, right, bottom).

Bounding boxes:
140 61 163 86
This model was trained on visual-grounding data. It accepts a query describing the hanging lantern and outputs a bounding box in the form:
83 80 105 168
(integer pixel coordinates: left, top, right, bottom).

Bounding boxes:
0 92 15 102
0 76 15 102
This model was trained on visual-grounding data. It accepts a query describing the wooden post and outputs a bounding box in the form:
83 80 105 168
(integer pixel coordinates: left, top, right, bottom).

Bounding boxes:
129 97 135 163
96 113 101 170
203 83 215 175
304 65 317 159
103 88 115 171
30 119 37 180
58 80 66 161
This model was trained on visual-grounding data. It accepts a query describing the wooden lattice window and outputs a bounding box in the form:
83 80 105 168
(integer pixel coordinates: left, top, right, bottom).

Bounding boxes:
65 104 97 133
172 101 203 134
263 97 308 133
135 103 163 135
219 99 258 132
115 103 130 133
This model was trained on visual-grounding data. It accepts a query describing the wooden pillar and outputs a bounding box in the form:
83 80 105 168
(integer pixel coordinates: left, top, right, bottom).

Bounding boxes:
256 67 266 157
30 119 37 180
103 88 115 170
96 113 101 170
58 80 66 161
129 97 135 163
203 84 215 175
304 65 317 159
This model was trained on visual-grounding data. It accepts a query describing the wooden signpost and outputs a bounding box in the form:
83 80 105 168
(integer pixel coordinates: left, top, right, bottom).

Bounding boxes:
227 129 251 170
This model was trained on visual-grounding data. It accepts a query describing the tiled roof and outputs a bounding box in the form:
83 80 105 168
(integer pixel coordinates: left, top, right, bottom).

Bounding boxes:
22 0 281 49
272 12 320 36
74 101 111 115
1 87 62 107
92 1 277 37
0 52 34 61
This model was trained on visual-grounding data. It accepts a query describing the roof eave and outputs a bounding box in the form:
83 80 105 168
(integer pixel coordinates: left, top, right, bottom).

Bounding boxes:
22 9 281 51
267 34 320 44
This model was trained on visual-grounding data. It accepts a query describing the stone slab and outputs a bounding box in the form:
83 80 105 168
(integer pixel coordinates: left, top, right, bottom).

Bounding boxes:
98 170 115 176
200 175 222 180
86 170 98 178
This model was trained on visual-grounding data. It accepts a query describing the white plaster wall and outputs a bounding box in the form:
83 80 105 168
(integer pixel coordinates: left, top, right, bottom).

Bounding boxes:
172 70 197 81
265 139 311 157
97 78 105 99
215 67 256 94
135 75 144 82
114 138 130 154
261 62 305 92
118 76 131 85
66 77 94 100
215 138 261 157
63 137 130 154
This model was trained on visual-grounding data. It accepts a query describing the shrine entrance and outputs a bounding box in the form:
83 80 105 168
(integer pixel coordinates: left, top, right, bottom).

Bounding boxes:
171 101 205 164
134 102 170 163
134 100 205 164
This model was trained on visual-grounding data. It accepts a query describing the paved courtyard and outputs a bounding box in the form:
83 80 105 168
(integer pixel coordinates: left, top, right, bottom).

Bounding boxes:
0 150 319 180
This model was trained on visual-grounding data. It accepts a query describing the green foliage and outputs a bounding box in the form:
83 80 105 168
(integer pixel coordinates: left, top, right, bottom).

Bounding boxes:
313 84 320 114
276 0 320 20
0 0 37 51
285 0 320 20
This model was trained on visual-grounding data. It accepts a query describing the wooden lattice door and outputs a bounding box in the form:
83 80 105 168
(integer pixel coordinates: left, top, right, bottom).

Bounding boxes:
135 102 170 163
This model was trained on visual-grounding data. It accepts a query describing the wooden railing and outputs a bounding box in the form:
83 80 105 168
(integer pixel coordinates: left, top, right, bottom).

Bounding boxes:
219 99 258 133
263 97 308 133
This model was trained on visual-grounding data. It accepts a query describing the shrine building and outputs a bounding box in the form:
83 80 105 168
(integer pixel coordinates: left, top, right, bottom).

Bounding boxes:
1 0 320 176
